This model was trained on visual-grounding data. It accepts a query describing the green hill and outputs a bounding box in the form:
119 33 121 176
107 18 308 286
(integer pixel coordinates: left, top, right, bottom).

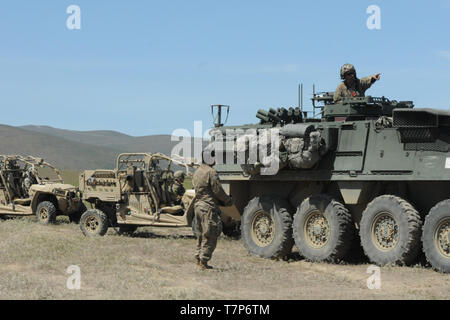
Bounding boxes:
0 125 118 169
20 125 206 155
0 125 207 170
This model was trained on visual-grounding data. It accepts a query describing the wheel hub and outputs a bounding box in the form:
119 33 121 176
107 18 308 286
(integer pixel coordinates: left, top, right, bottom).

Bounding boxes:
436 219 450 258
85 216 99 232
39 208 48 220
304 211 329 249
251 211 275 247
372 213 398 251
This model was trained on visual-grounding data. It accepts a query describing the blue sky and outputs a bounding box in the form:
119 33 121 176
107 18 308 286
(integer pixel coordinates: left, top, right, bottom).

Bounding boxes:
0 0 449 136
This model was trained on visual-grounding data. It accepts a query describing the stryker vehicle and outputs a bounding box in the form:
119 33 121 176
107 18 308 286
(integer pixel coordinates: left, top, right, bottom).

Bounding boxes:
0 155 84 224
78 153 241 237
210 94 450 273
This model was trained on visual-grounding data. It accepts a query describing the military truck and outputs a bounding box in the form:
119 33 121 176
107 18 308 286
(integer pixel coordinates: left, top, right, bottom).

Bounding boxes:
0 155 84 224
210 95 450 273
78 152 241 237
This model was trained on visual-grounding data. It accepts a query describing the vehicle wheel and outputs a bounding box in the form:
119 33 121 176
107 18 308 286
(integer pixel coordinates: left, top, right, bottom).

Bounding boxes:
36 201 57 225
293 194 354 262
118 224 138 236
69 202 87 224
241 196 294 259
360 195 422 266
80 209 109 237
422 200 450 273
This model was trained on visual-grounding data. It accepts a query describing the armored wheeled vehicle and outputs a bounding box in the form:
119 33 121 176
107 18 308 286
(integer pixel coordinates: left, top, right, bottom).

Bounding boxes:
210 94 450 273
0 155 84 224
78 153 240 237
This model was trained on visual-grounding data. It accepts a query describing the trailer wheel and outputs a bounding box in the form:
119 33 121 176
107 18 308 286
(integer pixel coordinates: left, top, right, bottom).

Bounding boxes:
241 196 294 259
360 195 422 266
422 200 450 273
293 194 354 262
80 209 109 237
118 224 138 236
36 201 57 225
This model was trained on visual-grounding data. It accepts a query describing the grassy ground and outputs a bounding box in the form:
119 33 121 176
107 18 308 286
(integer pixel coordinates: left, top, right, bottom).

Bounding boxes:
0 216 449 300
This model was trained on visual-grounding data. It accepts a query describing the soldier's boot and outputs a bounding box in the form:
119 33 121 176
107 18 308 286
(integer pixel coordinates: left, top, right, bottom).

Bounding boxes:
199 260 213 270
195 256 201 266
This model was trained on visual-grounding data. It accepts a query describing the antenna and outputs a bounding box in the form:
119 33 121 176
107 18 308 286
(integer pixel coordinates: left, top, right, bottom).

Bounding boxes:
312 84 316 117
298 83 303 113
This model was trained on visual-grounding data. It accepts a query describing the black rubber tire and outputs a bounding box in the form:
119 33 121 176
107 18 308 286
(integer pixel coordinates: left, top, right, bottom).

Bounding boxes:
422 200 450 273
80 209 109 237
35 201 57 225
360 195 422 266
293 194 354 262
69 202 87 224
241 195 294 259
118 224 138 236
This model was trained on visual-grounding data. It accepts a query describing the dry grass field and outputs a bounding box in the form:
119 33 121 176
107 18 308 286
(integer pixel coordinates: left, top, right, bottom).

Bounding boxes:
0 216 449 300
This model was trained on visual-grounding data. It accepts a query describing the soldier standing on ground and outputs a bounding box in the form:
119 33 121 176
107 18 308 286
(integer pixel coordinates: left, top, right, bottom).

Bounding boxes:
192 149 233 270
334 64 381 103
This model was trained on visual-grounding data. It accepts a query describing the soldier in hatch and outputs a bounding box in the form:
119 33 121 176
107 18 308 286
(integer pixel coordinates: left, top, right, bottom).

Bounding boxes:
333 64 381 103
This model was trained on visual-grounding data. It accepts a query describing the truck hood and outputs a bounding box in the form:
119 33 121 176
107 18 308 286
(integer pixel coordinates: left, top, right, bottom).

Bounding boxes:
30 183 78 192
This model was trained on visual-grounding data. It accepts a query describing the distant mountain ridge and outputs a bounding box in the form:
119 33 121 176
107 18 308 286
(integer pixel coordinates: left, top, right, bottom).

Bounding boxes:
0 125 205 170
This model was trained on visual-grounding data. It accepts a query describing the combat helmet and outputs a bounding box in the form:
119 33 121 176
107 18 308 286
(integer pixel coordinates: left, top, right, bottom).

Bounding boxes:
174 170 185 180
340 63 356 79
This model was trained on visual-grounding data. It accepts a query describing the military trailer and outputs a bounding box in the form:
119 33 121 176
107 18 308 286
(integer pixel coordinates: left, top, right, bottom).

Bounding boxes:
211 95 450 273
78 152 240 237
0 155 84 224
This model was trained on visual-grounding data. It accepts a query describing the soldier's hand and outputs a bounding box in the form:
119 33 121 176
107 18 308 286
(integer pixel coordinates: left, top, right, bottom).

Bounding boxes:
372 73 381 81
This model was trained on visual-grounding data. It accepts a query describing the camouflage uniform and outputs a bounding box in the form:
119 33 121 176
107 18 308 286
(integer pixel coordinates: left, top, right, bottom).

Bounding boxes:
170 180 185 205
192 164 232 265
333 76 375 103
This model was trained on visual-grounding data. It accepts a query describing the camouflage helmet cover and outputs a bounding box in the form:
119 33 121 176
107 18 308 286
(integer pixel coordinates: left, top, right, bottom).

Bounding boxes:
340 63 356 79
174 170 185 179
